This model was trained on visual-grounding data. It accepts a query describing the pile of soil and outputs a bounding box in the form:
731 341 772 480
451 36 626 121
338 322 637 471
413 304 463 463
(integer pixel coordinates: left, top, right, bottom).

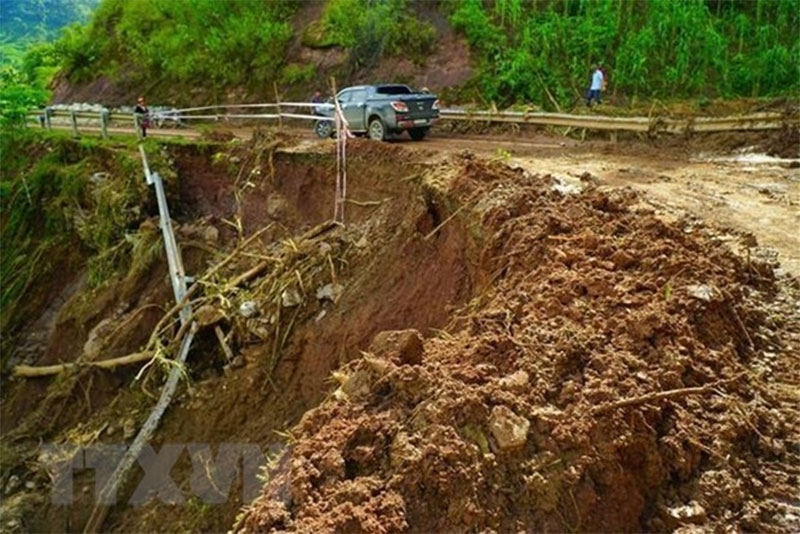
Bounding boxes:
2 136 797 533
238 153 799 532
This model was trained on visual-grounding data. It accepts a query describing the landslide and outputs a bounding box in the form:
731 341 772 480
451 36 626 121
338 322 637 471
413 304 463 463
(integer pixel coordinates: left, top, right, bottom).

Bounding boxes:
1 130 798 533
238 153 800 531
1 132 479 532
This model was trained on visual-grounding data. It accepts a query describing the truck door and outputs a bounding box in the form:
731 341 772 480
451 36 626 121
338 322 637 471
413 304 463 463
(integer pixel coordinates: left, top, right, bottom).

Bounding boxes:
339 88 368 131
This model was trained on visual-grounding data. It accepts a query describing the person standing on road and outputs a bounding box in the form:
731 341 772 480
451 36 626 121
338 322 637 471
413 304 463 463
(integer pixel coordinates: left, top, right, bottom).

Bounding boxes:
134 96 150 138
586 65 605 107
311 91 324 115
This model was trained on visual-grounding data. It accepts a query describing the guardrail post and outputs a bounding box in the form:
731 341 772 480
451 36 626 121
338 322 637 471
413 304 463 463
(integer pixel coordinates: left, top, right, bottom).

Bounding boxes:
70 110 79 137
100 109 109 139
45 107 52 129
133 114 142 140
274 82 283 130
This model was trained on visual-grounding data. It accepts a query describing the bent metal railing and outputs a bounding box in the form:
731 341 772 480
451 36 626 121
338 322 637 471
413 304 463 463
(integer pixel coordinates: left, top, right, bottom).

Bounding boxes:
83 145 197 533
27 102 797 139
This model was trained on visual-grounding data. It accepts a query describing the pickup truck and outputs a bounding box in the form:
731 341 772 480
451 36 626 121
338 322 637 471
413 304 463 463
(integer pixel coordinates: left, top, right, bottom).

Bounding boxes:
314 84 439 141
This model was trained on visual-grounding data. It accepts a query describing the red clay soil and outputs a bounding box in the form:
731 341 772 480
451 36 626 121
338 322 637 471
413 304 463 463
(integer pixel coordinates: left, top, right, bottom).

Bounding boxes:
3 136 797 534
237 154 799 532
103 138 479 533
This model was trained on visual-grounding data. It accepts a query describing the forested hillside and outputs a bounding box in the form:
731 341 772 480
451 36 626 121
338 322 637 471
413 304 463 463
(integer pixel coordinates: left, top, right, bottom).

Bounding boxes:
4 0 800 111
0 0 98 125
451 0 799 106
0 0 98 42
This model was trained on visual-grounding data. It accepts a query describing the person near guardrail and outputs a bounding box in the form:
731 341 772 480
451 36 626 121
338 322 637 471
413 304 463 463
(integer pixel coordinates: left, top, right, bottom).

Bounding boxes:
134 96 150 138
586 64 605 107
311 91 325 115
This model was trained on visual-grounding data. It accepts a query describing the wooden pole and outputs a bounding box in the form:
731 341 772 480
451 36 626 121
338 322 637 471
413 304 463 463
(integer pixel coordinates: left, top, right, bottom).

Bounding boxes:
83 323 197 533
274 82 282 130
329 76 344 223
14 351 151 377
70 110 79 137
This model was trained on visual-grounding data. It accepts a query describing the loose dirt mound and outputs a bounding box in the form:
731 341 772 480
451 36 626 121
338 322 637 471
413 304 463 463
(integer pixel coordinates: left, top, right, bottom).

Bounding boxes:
238 154 799 532
3 136 797 533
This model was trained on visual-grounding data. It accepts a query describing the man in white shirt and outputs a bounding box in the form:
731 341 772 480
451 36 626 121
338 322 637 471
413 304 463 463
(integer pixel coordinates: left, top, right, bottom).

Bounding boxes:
586 65 605 107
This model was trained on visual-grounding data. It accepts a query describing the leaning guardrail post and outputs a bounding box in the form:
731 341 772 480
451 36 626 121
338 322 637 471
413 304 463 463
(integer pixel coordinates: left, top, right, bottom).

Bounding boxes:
83 146 194 534
100 108 109 139
70 110 79 137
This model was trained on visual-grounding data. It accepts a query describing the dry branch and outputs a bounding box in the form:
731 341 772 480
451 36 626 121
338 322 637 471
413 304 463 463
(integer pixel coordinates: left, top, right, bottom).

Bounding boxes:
591 374 745 415
13 225 273 379
13 351 151 377
215 325 235 362
345 198 389 207
226 260 270 289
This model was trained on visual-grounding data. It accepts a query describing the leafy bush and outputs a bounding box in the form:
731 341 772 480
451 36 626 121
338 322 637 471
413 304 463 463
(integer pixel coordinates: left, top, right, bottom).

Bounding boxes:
322 0 438 70
0 82 49 128
52 0 298 96
281 63 316 85
448 0 800 109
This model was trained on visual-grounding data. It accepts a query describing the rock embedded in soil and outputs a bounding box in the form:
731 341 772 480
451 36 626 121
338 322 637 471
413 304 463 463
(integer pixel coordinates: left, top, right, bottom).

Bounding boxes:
665 501 707 528
498 370 530 391
203 225 219 243
488 405 530 451
369 329 425 366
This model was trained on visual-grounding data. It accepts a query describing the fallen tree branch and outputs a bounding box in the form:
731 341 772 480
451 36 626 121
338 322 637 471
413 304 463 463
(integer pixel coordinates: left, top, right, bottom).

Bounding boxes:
12 226 273 380
591 374 745 415
225 259 270 289
424 198 478 241
345 197 390 207
13 351 151 377
134 224 274 355
215 325 234 362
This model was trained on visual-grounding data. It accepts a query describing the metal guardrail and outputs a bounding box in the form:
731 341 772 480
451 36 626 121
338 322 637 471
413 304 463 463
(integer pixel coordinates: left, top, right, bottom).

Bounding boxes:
438 109 795 133
27 103 797 137
84 145 196 533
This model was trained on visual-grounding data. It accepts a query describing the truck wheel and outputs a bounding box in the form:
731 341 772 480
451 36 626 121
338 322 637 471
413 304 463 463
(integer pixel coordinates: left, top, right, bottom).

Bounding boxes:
314 120 333 139
409 127 428 141
368 118 385 141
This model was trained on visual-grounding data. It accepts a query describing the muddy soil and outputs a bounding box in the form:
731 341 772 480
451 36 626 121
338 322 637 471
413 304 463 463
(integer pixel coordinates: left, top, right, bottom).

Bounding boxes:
237 152 800 532
1 130 798 533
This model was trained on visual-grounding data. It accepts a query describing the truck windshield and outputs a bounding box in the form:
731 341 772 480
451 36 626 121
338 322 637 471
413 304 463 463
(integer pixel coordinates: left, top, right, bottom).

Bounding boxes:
376 85 412 95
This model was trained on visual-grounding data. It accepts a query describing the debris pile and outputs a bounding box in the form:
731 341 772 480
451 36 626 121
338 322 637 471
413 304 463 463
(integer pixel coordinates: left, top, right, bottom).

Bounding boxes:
238 155 798 532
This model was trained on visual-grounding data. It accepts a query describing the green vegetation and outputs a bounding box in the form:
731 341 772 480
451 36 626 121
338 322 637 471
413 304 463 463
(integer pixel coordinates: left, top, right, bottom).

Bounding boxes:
4 0 794 109
0 132 153 354
0 0 97 116
52 0 299 100
0 0 99 42
317 0 437 70
447 0 799 108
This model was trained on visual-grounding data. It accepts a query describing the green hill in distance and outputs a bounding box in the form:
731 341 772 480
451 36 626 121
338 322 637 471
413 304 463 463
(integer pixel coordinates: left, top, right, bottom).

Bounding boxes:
0 0 99 42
